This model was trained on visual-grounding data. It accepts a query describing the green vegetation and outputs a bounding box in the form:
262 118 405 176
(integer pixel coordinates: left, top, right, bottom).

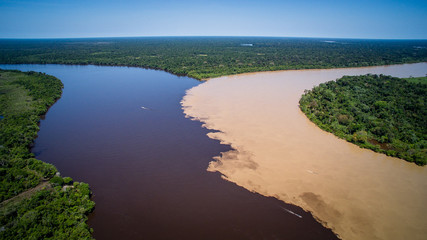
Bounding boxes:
1 37 426 79
404 76 427 84
1 180 95 240
0 70 62 201
300 74 427 165
0 69 94 239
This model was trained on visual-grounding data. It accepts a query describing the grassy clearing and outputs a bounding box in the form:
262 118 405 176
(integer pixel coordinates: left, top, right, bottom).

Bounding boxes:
0 71 34 115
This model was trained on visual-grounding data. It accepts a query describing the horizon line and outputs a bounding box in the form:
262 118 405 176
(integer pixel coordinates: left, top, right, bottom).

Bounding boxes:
1 35 427 41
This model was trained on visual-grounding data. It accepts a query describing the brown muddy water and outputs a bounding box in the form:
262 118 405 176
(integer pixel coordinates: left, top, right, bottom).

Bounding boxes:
182 63 427 240
0 64 338 239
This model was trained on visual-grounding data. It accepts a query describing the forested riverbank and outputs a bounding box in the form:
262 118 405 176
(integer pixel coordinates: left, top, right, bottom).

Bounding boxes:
299 74 426 165
0 37 426 79
0 69 94 239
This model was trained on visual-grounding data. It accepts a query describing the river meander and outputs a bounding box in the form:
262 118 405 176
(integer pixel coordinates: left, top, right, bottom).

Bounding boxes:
0 64 337 240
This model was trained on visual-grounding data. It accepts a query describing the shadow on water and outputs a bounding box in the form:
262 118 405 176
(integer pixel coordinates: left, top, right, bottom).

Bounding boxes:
0 64 338 240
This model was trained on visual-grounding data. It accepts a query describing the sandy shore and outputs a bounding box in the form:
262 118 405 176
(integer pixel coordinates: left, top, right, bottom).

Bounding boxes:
181 63 427 240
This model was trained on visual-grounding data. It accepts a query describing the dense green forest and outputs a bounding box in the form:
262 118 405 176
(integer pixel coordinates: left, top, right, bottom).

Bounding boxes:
1 37 426 79
0 69 94 239
299 74 427 165
405 76 427 84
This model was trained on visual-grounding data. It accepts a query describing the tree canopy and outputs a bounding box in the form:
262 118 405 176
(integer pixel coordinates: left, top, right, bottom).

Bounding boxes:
1 37 426 79
0 69 94 239
299 74 426 165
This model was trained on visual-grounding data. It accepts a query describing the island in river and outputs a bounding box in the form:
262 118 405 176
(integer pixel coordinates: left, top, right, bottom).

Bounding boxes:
182 62 427 240
300 74 426 165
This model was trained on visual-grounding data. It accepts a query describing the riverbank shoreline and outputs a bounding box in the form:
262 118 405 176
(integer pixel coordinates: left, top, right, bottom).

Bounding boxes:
2 61 426 82
181 62 427 240
200 61 427 81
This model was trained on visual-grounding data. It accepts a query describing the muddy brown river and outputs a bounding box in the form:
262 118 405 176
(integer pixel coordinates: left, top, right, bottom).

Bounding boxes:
182 63 427 240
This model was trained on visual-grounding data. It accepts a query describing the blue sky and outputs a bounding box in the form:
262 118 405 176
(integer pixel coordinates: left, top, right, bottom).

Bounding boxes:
0 0 426 39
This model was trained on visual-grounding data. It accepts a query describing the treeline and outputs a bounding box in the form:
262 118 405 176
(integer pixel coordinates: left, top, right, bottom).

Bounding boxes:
0 69 94 239
0 37 426 79
299 74 426 165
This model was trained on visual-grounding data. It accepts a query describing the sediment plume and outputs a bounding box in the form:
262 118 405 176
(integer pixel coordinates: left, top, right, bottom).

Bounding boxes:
181 63 427 240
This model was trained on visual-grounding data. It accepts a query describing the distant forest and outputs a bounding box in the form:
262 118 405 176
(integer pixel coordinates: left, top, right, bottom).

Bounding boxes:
299 75 427 165
1 37 426 79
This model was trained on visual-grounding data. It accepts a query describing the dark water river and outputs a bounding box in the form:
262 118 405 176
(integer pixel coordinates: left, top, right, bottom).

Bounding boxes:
0 64 337 240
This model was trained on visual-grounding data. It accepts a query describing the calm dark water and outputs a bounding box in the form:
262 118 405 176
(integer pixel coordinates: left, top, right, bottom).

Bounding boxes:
0 64 337 240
